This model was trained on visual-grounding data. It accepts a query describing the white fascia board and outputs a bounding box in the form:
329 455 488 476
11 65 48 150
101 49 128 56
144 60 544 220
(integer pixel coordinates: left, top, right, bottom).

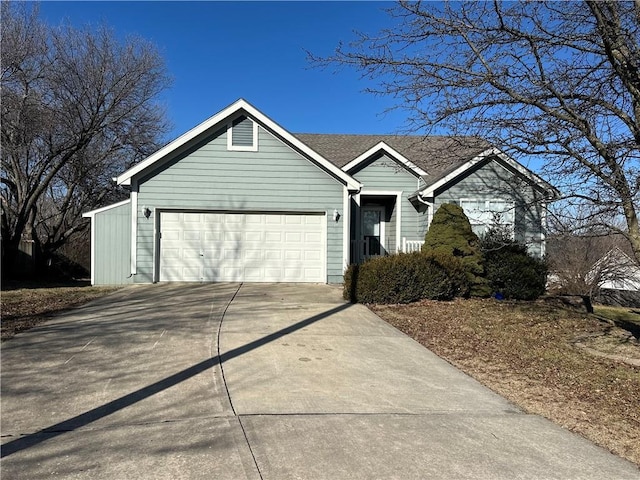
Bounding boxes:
418 147 559 200
116 99 361 191
492 149 561 200
241 102 361 190
82 199 131 218
342 142 428 177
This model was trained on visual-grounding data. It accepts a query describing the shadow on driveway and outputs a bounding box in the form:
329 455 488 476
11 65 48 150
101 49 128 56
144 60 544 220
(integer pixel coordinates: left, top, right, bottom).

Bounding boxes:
1 301 352 458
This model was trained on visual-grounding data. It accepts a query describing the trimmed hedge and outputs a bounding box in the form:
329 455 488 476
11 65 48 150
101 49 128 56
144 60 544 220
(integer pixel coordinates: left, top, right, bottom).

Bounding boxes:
343 252 457 304
480 230 548 300
482 246 548 300
423 251 470 298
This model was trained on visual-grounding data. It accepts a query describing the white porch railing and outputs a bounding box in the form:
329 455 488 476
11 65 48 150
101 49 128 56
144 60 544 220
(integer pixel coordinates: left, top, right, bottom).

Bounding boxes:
402 238 424 253
351 238 425 262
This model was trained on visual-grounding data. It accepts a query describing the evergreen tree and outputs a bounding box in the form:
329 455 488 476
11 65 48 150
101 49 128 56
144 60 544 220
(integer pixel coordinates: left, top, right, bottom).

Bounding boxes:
422 204 490 297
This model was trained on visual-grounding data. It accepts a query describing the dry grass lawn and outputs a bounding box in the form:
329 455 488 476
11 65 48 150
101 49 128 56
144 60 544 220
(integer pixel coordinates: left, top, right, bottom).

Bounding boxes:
1 284 120 341
371 299 640 467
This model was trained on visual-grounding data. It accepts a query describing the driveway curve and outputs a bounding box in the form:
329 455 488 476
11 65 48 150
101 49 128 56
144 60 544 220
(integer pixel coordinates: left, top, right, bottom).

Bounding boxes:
2 283 638 479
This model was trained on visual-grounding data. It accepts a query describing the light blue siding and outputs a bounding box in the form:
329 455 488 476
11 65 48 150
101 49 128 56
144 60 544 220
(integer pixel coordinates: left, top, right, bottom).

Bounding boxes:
434 159 546 256
93 203 132 285
351 154 426 251
134 125 346 283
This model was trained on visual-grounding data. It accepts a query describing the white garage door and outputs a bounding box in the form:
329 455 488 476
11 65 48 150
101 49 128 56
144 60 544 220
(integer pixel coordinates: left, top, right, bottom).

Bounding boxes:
159 212 326 282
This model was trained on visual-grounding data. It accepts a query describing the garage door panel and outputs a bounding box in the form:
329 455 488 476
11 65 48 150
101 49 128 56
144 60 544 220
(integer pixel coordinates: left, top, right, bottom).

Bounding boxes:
265 216 283 225
285 232 302 243
305 251 321 261
264 250 282 260
285 250 302 261
160 212 325 282
265 232 282 242
305 232 322 242
245 249 262 261
226 214 244 224
204 231 222 241
162 230 181 241
244 231 262 242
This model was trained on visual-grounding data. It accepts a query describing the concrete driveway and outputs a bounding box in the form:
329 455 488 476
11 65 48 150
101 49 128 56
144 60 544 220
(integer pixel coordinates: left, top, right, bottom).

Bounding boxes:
1 283 638 479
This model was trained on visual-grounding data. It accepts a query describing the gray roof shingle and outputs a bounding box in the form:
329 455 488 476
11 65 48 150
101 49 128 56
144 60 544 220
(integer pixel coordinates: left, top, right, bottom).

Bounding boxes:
293 133 492 180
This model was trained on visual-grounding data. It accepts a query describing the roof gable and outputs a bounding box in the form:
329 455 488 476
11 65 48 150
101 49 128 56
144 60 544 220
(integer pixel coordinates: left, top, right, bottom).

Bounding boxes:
294 133 490 178
418 147 560 200
116 99 361 190
341 141 427 177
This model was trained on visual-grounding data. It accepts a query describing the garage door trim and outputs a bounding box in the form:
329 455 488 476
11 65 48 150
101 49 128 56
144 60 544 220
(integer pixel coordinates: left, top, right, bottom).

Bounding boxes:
153 209 328 283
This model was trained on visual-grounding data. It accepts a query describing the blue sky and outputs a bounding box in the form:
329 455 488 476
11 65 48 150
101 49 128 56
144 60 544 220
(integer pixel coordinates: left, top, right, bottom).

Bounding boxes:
38 1 407 142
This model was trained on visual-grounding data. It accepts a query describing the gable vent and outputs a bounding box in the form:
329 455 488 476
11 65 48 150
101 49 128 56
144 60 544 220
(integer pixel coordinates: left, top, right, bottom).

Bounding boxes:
231 116 254 147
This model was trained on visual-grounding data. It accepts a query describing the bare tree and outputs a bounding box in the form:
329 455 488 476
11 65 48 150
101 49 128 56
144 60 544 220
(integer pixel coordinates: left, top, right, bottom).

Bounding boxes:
547 232 638 300
316 0 640 263
1 3 171 276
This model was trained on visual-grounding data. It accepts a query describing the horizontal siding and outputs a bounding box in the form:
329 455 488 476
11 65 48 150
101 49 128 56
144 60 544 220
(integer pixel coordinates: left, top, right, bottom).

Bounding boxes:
353 154 426 246
352 154 420 191
434 159 545 256
135 125 345 283
94 203 132 285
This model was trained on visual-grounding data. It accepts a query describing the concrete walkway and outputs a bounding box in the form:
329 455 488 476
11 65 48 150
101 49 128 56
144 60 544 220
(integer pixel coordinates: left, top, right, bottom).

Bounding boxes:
1 283 638 479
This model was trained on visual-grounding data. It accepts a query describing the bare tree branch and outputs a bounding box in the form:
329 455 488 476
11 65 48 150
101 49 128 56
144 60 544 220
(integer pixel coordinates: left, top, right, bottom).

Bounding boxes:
314 0 640 262
1 2 171 276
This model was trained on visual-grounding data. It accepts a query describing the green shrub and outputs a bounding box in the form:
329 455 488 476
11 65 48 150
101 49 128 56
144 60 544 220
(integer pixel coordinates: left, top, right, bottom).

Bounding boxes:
343 263 360 302
424 251 471 298
343 252 456 304
422 203 490 297
480 230 548 300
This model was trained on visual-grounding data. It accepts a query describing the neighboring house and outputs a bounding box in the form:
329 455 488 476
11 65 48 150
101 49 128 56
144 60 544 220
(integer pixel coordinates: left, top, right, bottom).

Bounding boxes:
83 99 558 285
546 234 640 307
591 247 640 291
591 248 640 307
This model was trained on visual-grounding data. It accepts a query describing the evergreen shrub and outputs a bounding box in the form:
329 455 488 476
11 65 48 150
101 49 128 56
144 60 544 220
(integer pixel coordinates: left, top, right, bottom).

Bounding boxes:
480 227 548 300
424 251 471 298
343 252 455 304
422 203 490 297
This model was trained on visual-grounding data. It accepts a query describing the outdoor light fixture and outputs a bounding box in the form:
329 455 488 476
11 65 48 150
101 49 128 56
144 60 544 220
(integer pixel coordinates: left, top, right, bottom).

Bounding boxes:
142 206 152 219
333 209 340 222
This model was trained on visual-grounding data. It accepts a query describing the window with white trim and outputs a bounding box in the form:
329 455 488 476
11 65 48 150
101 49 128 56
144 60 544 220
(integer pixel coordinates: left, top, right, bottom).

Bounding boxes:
227 116 258 151
460 199 515 236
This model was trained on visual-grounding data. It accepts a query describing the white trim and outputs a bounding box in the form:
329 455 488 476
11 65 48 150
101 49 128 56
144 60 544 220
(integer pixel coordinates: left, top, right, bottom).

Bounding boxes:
227 116 259 152
360 189 401 197
396 192 402 253
343 187 350 271
130 185 138 276
90 215 95 285
156 209 328 283
115 99 361 190
342 141 428 177
153 209 159 283
82 199 130 217
419 147 559 199
322 212 328 283
359 190 403 255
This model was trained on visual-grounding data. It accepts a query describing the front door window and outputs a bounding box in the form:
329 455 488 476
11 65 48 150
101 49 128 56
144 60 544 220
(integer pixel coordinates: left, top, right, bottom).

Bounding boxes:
362 207 384 257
